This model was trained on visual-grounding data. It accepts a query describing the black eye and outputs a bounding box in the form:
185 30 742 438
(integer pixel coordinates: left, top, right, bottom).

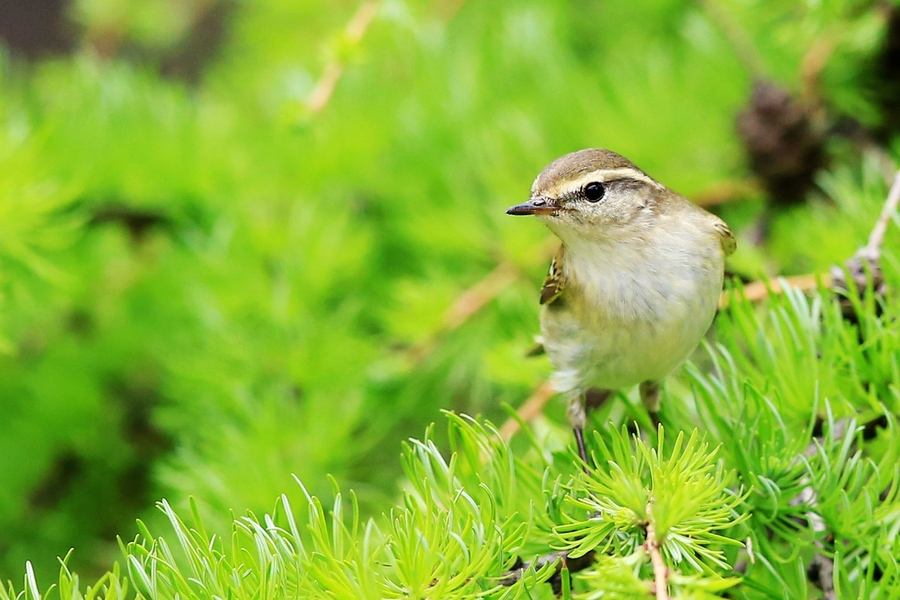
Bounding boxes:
583 181 605 202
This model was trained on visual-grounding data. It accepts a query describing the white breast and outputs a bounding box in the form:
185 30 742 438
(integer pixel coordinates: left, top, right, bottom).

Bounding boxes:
541 216 724 395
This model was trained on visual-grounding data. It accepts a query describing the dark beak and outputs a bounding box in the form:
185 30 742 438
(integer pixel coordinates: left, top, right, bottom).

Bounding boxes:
505 197 557 216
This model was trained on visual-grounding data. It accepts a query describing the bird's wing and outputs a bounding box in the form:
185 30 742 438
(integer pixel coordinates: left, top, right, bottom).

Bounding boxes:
712 218 737 256
540 245 567 305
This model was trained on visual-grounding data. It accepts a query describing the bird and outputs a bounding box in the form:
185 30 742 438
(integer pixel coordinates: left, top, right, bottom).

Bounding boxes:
506 149 735 463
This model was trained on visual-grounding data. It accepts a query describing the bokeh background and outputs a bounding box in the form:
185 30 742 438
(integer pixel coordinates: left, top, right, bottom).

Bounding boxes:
0 0 897 583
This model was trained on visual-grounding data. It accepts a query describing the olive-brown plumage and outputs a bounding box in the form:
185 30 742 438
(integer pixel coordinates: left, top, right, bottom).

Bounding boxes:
508 149 735 462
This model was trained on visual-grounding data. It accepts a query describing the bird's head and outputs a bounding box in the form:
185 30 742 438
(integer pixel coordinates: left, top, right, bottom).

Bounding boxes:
506 148 666 243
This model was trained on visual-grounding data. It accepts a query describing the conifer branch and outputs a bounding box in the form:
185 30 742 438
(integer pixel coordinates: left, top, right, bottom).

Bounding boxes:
692 179 760 207
645 505 669 600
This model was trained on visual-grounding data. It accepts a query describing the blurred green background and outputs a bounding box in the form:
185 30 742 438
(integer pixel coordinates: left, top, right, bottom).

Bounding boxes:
0 0 897 583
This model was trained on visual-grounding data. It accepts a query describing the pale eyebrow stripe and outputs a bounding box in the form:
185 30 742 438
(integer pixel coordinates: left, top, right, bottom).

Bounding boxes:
556 168 662 196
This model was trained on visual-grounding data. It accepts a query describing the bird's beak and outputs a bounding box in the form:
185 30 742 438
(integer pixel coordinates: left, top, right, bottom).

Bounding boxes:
505 197 558 216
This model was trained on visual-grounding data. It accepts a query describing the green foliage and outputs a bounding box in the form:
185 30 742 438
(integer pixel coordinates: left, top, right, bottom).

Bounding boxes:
3 266 898 596
556 427 745 569
0 414 749 599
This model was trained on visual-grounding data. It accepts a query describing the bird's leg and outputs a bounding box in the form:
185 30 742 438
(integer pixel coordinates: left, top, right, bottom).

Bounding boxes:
640 381 661 430
567 389 611 467
585 388 612 416
566 393 589 465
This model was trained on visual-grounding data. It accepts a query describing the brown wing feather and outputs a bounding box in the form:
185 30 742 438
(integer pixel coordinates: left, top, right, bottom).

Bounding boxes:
540 245 567 305
713 219 737 256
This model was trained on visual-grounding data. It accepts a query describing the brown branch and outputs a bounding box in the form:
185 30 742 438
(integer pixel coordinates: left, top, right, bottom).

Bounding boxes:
718 273 827 309
435 0 470 21
800 34 841 100
500 380 555 441
405 239 558 364
718 168 898 309
441 262 519 331
864 170 900 259
692 179 760 207
306 0 381 115
405 261 521 363
645 505 669 600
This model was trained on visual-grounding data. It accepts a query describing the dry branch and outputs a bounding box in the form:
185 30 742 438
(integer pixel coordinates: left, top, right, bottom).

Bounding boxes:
864 171 900 258
499 380 554 441
645 505 670 600
306 0 381 115
718 273 827 309
405 261 521 363
693 179 760 207
441 262 519 331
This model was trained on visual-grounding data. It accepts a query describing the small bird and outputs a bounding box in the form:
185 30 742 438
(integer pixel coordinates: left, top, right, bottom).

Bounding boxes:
507 149 735 462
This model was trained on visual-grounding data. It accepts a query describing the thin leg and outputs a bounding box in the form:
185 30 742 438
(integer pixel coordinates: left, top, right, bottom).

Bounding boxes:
573 426 588 464
640 381 661 430
566 394 589 465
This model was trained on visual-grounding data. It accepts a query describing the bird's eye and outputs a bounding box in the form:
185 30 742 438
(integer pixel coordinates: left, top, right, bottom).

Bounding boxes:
583 181 605 202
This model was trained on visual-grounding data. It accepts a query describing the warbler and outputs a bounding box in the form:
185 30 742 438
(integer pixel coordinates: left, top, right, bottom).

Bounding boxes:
507 149 735 461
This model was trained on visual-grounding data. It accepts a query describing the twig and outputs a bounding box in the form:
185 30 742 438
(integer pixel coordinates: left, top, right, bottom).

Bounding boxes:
500 380 554 441
863 170 900 259
306 0 381 115
405 239 559 364
800 34 841 100
645 505 669 600
718 273 826 309
692 179 760 207
405 261 521 363
435 0 470 21
718 168 898 309
441 262 519 331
